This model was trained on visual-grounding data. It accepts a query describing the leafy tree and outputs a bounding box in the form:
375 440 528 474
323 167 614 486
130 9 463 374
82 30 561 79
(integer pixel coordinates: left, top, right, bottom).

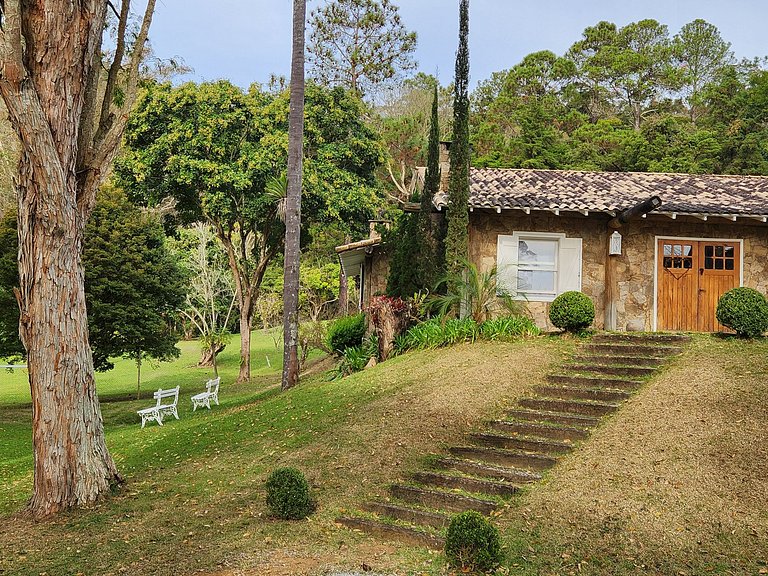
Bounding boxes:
0 0 156 516
84 187 185 398
115 80 384 383
445 0 471 280
386 201 423 298
172 223 237 371
419 84 443 289
672 19 734 123
0 209 22 358
299 262 340 321
568 19 679 130
283 0 307 391
308 0 417 99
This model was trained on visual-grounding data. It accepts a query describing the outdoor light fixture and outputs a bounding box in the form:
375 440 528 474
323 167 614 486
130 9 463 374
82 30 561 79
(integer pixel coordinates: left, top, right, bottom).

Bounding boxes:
609 230 622 255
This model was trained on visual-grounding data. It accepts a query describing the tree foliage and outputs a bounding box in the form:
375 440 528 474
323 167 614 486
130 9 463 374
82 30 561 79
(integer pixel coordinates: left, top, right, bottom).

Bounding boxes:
445 0 471 279
469 18 768 176
115 80 384 382
308 0 417 99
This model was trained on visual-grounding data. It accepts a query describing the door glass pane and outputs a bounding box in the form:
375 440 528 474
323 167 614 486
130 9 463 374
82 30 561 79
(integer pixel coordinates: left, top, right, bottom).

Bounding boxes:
705 245 713 257
683 258 693 269
519 239 557 265
517 270 555 292
725 259 734 270
663 257 673 268
715 246 724 257
714 259 724 270
673 245 682 256
684 245 693 256
705 257 714 269
725 246 735 257
664 244 672 256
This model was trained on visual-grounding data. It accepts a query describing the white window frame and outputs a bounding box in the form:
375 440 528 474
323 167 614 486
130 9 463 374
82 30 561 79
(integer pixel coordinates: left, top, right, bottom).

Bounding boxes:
497 231 582 303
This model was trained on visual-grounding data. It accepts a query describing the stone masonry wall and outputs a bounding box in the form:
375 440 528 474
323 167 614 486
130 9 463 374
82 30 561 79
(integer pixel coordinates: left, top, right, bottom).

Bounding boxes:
469 210 768 332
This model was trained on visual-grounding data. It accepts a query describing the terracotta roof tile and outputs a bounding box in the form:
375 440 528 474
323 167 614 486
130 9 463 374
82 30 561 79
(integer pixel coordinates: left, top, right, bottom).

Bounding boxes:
433 169 768 216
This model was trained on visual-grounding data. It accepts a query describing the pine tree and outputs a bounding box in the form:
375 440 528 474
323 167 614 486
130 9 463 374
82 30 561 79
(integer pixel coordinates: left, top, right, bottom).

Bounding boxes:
445 0 471 281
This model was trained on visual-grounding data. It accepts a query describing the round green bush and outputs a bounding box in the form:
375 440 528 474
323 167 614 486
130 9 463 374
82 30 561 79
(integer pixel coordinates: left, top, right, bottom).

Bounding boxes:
327 313 366 353
716 287 768 337
444 511 503 573
265 467 315 520
549 291 595 332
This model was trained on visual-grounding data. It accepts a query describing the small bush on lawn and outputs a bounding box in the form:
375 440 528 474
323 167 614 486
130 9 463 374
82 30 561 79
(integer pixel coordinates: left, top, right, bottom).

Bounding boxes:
480 315 540 340
445 510 503 574
327 313 366 353
265 467 315 520
549 291 595 332
716 287 768 337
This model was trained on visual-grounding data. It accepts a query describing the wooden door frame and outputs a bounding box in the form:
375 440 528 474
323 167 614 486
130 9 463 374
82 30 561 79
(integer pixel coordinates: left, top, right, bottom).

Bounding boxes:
652 235 744 332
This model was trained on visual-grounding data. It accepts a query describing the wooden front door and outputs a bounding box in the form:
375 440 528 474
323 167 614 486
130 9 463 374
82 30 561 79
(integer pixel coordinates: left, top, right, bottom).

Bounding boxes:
657 239 740 332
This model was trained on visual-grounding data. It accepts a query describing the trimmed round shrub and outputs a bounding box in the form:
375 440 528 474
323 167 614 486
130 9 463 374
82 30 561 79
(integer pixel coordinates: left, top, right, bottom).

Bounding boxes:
265 467 315 520
549 291 595 332
327 313 366 353
444 511 503 574
716 287 768 337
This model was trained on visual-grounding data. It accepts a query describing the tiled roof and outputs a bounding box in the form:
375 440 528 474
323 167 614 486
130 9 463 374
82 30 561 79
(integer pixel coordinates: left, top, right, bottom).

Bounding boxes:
433 169 768 216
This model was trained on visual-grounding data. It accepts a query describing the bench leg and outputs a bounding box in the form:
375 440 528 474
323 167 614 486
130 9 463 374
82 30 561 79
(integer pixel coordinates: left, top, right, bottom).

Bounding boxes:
171 406 179 420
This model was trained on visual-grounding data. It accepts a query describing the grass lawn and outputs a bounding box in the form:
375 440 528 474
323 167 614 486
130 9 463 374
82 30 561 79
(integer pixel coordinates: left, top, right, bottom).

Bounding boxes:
0 332 766 575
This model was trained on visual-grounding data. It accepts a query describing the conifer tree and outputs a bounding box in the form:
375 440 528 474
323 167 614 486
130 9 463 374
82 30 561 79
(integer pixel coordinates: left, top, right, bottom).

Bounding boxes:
420 85 442 289
445 0 471 280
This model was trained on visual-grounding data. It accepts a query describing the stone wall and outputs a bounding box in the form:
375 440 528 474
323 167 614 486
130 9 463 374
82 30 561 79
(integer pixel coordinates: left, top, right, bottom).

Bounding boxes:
469 210 768 332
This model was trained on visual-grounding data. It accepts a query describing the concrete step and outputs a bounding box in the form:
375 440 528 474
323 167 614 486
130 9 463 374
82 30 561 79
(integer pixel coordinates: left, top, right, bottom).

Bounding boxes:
435 457 542 484
361 501 449 530
592 333 691 345
470 432 574 455
535 385 632 403
584 343 683 356
519 397 620 417
336 516 444 550
573 354 665 368
547 374 642 390
490 419 590 442
390 484 498 515
448 445 558 472
412 471 519 498
568 364 657 378
506 408 601 428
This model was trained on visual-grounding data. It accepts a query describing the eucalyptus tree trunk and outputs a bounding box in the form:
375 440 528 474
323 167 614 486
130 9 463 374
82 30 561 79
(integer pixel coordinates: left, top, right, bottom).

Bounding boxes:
0 0 155 517
282 0 307 391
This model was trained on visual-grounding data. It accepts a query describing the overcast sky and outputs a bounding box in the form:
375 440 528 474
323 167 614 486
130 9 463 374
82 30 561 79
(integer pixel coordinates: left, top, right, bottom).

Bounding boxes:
149 0 768 90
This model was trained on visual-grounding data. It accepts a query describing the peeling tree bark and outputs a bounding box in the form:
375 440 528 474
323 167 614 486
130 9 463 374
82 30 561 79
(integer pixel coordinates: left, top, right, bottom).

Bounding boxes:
0 0 155 517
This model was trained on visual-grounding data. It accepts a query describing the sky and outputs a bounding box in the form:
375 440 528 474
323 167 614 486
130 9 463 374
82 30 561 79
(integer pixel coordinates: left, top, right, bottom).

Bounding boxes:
148 0 768 90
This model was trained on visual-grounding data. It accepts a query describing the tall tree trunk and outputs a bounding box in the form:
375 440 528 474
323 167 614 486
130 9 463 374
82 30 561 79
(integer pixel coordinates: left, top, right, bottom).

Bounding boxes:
17 151 119 517
338 268 349 316
136 354 142 400
0 0 155 517
238 293 253 383
282 0 307 391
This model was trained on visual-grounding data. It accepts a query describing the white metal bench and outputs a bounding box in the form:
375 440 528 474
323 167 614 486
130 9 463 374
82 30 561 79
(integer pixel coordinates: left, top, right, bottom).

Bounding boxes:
137 386 180 428
191 377 220 411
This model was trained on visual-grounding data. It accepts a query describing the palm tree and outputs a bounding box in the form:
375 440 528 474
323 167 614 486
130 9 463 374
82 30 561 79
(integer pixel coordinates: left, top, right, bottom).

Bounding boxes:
282 0 307 390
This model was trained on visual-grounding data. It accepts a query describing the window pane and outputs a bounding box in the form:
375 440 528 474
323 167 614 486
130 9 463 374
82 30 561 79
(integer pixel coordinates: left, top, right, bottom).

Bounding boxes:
705 245 713 257
518 270 555 293
714 259 724 270
684 245 693 256
673 245 682 256
683 258 693 269
663 257 673 268
715 246 724 257
725 259 734 270
725 246 735 257
664 244 672 256
705 257 714 269
519 239 557 265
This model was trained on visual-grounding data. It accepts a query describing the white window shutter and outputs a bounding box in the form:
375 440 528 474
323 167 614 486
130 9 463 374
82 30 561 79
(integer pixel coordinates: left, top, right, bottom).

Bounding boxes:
558 237 582 293
496 235 517 295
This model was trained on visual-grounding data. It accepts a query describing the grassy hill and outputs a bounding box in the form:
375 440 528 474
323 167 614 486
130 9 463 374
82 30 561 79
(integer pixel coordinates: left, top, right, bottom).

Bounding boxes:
0 333 766 575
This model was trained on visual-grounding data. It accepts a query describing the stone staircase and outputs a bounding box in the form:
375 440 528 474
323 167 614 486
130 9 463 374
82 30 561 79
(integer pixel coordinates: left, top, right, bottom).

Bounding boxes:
335 332 690 549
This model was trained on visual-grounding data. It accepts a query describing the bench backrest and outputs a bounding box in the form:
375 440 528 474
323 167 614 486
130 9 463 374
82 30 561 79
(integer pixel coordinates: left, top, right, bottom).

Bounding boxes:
206 377 220 394
153 386 180 407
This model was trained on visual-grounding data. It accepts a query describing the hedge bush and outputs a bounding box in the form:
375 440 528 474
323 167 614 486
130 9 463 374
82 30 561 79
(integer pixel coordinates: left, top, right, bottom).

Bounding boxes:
716 287 768 337
265 467 315 520
327 313 366 353
480 315 540 340
444 510 503 573
549 291 595 332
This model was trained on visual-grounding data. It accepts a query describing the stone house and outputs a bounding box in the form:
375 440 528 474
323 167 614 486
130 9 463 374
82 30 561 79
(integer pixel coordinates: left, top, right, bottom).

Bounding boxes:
338 166 768 332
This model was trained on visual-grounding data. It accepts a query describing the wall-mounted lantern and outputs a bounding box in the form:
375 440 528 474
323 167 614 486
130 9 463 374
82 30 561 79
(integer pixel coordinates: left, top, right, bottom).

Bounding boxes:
609 230 622 255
